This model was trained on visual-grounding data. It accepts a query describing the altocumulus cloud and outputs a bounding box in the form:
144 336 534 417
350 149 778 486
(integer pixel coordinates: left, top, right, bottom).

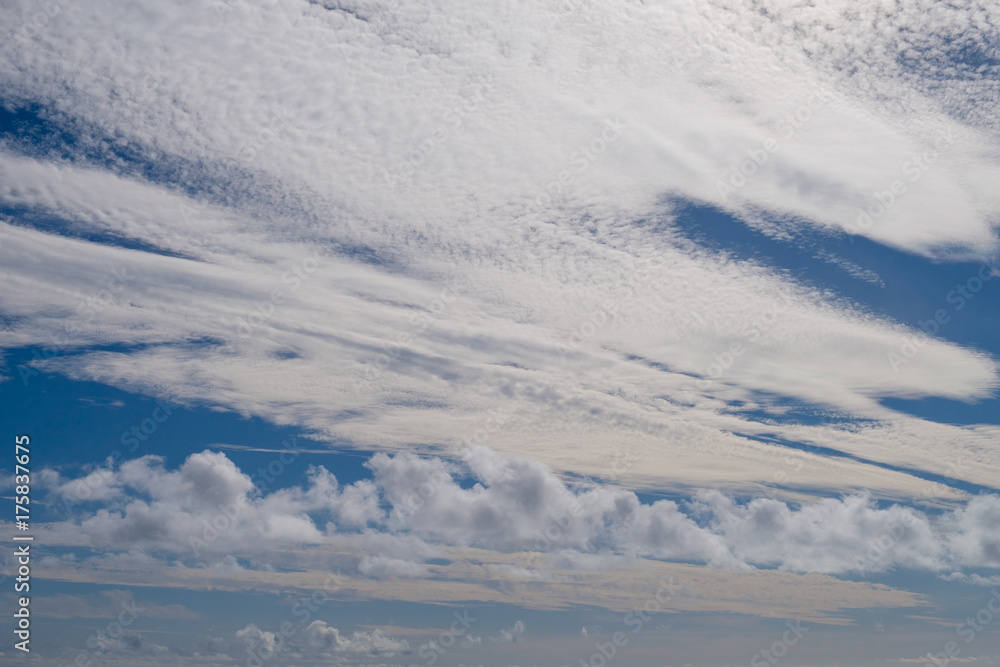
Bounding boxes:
1 0 1000 515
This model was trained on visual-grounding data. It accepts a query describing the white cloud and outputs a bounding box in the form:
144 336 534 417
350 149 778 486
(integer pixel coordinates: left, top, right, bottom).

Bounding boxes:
7 5 1000 664
233 620 409 659
691 490 944 573
3 3 1000 624
45 451 382 562
85 630 171 657
942 572 1000 587
0 0 997 513
946 494 1000 568
302 620 410 655
358 555 427 578
4 0 998 257
490 620 525 644
32 446 1000 577
202 554 245 575
234 623 279 658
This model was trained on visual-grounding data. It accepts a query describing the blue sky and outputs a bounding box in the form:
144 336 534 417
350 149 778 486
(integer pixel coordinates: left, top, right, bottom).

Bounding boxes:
1 1 1000 666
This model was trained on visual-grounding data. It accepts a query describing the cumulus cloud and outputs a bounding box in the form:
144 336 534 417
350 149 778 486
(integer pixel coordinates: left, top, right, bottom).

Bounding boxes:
5 1 1000 662
201 554 246 575
87 630 171 657
35 446 1000 576
44 451 382 562
234 623 280 658
302 621 410 655
946 494 1000 568
367 446 734 563
233 621 409 659
490 620 525 644
690 490 945 573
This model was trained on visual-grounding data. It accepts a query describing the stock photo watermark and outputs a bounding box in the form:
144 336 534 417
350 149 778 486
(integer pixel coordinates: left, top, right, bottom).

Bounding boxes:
920 589 1000 667
350 275 468 393
682 284 794 401
17 266 135 385
578 576 681 667
380 78 495 191
12 0 67 43
749 620 809 667
393 407 510 521
849 127 957 235
527 116 628 212
219 247 329 350
554 256 663 362
717 86 834 199
888 261 996 372
64 594 146 666
178 104 292 224
411 609 479 666
238 570 348 667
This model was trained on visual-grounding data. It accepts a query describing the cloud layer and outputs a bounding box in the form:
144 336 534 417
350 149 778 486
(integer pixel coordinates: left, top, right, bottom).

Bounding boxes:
0 0 999 510
37 446 1000 576
4 3 1000 665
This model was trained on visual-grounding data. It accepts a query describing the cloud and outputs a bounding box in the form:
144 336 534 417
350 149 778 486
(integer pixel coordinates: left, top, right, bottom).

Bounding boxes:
0 0 998 518
690 490 945 573
44 452 383 562
85 630 171 657
234 623 280 658
946 494 1000 568
3 589 197 620
33 446 1000 576
358 555 427 578
201 554 245 575
942 572 1000 587
302 621 410 655
895 656 996 665
234 621 409 659
490 620 525 644
4 0 1000 259
367 446 736 565
5 2 1000 661
362 446 987 575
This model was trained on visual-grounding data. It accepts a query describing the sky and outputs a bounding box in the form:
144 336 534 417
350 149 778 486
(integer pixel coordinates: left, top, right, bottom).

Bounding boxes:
0 0 999 666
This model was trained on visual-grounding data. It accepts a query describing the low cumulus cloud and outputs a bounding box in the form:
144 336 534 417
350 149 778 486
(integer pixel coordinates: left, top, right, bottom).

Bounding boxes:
87 630 171 658
490 620 525 644
34 445 1000 576
302 621 410 655
42 450 384 560
234 620 409 659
